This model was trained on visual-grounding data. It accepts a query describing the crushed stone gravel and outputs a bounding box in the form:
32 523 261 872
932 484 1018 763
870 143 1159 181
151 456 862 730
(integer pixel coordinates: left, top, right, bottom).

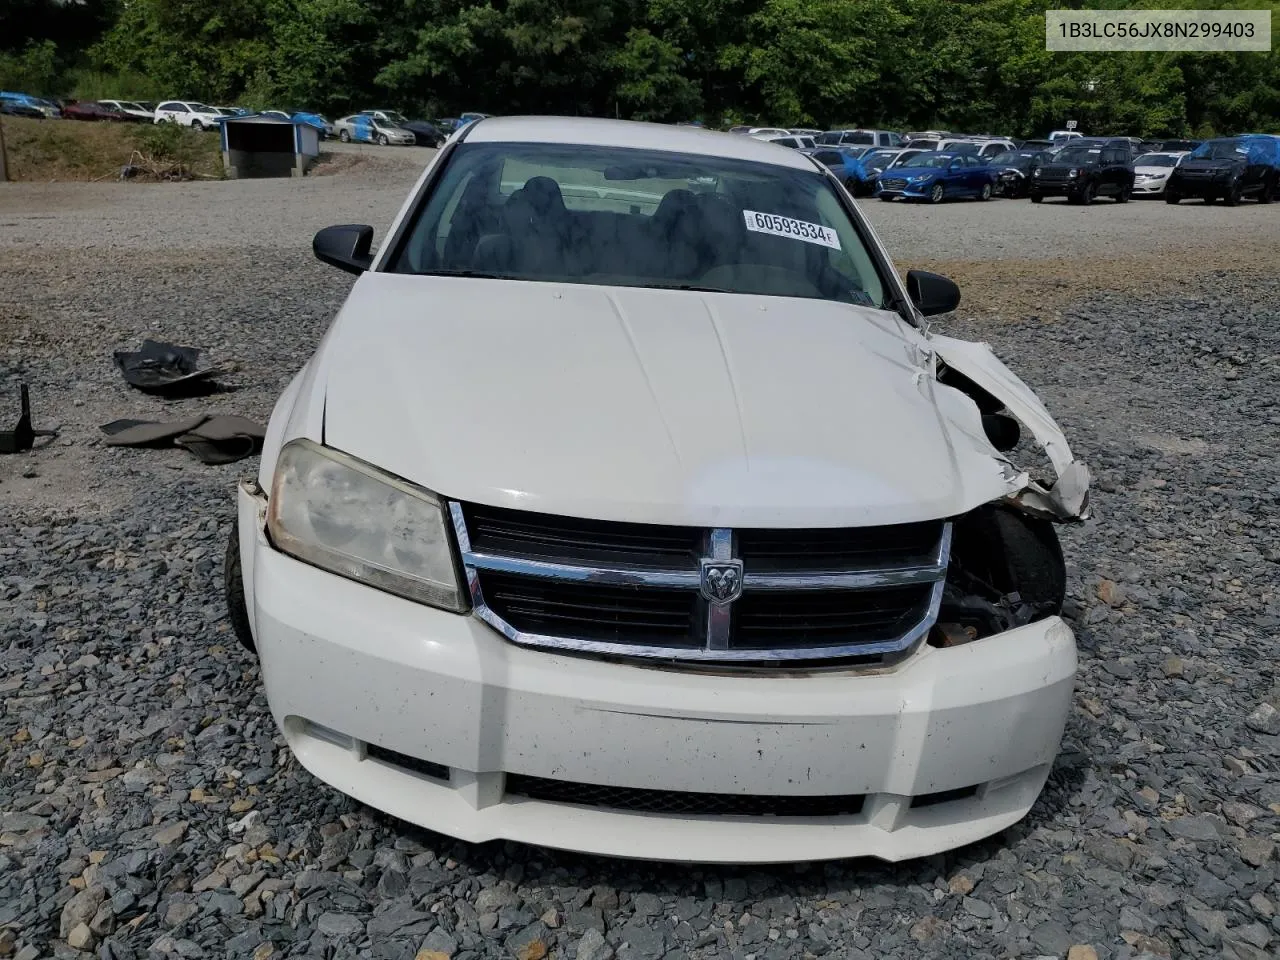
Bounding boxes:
2 157 1280 960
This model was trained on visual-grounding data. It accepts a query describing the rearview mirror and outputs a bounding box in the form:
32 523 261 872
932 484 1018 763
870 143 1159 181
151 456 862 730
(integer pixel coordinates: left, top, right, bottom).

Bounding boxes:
314 224 374 275
906 269 961 317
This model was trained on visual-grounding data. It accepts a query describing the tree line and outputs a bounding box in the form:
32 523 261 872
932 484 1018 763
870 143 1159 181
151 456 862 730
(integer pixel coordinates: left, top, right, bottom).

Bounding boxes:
2 0 1278 138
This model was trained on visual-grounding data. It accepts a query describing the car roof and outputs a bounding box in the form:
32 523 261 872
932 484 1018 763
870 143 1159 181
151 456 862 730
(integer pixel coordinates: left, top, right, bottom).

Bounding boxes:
464 116 817 171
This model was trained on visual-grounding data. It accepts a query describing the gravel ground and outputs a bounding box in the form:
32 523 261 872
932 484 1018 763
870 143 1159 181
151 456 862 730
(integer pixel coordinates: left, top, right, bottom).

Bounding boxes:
2 155 1280 960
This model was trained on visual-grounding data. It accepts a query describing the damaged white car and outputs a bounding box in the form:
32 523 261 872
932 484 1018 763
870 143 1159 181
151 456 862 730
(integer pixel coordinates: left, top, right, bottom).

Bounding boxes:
226 117 1088 863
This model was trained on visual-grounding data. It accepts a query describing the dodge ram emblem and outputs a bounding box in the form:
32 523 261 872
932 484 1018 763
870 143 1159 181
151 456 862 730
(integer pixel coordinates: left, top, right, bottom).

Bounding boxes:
700 559 744 605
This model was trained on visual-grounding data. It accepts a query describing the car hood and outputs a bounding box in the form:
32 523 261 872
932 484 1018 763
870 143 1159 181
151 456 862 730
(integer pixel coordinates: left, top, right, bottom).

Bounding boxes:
311 276 1021 528
1135 165 1173 176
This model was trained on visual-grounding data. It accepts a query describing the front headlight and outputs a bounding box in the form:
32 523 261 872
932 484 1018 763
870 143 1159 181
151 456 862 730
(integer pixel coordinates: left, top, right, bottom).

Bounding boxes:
1067 169 1078 178
1032 168 1041 178
267 439 465 611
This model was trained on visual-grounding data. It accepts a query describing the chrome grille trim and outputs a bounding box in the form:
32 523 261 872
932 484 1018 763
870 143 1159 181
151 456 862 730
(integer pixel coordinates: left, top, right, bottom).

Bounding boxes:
450 501 952 663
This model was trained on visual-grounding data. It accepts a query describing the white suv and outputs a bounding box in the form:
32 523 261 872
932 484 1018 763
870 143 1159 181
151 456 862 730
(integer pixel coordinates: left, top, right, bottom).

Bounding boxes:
153 101 222 130
227 117 1089 864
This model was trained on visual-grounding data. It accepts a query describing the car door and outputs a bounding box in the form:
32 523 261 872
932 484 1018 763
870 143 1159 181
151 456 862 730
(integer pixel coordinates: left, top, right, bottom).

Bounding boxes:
354 115 374 142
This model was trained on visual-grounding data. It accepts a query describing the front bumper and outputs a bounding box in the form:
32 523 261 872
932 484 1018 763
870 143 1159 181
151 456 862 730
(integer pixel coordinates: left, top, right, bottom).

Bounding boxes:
1167 176 1227 198
1132 177 1169 194
876 181 934 200
1028 180 1079 196
239 484 1077 863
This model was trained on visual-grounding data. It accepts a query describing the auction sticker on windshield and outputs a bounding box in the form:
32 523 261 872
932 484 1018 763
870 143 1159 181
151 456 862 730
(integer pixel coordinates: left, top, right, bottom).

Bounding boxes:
743 210 841 250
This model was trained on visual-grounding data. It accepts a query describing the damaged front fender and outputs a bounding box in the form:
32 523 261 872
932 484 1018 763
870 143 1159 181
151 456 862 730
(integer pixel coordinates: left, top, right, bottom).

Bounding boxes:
929 335 1091 521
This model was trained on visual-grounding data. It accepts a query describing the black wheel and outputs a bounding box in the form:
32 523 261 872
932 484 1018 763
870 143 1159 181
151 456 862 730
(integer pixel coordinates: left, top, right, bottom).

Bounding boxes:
224 526 256 654
339 129 351 142
1165 192 1180 204
1259 177 1276 204
1079 182 1096 205
191 120 203 132
377 133 389 146
929 183 945 204
1224 180 1242 206
1115 185 1130 203
979 182 992 201
1030 192 1043 203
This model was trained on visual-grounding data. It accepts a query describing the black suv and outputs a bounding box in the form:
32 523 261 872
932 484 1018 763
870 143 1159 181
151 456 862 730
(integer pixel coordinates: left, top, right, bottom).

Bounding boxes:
1029 139 1136 204
1165 136 1279 205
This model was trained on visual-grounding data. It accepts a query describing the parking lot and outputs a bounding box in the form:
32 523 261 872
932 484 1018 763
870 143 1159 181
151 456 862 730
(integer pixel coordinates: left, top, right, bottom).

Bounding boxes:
2 145 1280 960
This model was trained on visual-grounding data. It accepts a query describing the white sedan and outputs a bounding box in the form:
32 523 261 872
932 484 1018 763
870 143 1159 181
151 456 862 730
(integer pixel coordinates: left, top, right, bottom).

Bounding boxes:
1132 151 1189 196
226 116 1088 864
99 99 154 122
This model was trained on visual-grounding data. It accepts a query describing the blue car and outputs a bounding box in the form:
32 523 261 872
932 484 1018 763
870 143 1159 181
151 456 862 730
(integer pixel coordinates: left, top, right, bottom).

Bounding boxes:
801 145 877 193
1 91 60 118
875 152 998 203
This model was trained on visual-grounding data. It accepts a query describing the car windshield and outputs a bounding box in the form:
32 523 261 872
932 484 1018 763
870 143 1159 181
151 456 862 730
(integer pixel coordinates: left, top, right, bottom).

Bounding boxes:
1055 148 1102 164
1189 140 1246 160
380 111 408 123
392 141 887 308
906 139 939 149
991 150 1038 166
840 132 875 144
191 104 213 113
862 150 898 168
901 154 952 169
1138 154 1178 167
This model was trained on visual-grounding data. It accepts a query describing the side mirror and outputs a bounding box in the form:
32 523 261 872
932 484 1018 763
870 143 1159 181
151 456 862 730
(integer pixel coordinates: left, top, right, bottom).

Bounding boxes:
906 269 961 317
313 224 374 275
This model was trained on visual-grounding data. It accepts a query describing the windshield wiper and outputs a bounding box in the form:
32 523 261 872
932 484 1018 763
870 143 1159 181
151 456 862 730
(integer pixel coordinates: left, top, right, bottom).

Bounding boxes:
418 269 510 280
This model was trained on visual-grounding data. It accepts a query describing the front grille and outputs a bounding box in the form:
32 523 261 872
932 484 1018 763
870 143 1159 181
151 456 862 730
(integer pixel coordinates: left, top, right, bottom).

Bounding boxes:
481 571 700 646
732 585 934 649
1038 169 1071 181
365 744 450 782
738 521 942 572
880 178 906 191
452 502 950 663
462 502 698 568
506 775 866 817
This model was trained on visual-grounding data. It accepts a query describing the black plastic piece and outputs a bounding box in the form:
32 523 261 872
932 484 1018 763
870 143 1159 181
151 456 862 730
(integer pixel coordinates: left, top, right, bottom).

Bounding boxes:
905 269 961 316
0 384 58 454
114 340 220 395
313 224 375 274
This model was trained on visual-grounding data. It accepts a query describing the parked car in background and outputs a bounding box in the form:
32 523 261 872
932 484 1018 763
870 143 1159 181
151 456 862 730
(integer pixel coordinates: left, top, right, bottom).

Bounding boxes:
743 126 790 138
334 114 416 145
855 147 916 192
358 110 444 146
801 145 876 193
876 152 998 203
1018 138 1055 150
61 100 132 122
290 111 336 139
1047 130 1083 144
1165 136 1279 205
1 91 60 118
99 99 154 122
434 118 461 133
154 101 223 130
757 133 816 149
1155 139 1200 153
788 127 822 137
989 148 1049 197
0 95 45 119
1030 141 1135 204
229 115 1086 865
819 129 902 147
458 112 489 125
1131 152 1187 197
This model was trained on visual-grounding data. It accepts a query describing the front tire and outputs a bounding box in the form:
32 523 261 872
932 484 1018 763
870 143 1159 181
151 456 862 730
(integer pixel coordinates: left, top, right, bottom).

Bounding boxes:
1224 180 1243 206
929 183 945 204
1115 185 1130 203
979 182 992 201
1165 192 1181 204
1030 192 1043 203
224 527 256 654
339 129 351 142
191 120 203 132
377 134 389 146
1078 182 1096 205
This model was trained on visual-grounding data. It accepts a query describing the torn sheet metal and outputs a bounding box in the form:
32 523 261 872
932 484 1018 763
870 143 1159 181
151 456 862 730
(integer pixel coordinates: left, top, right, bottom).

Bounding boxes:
928 335 1091 521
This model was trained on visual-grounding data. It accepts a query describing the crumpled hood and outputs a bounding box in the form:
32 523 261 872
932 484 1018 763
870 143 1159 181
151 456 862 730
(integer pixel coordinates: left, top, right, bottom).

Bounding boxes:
317 275 1018 527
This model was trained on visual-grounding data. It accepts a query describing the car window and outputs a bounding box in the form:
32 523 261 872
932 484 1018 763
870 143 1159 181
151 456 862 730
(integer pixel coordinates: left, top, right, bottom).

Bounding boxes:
812 151 843 168
1057 147 1102 164
840 132 874 145
392 141 888 309
772 137 799 149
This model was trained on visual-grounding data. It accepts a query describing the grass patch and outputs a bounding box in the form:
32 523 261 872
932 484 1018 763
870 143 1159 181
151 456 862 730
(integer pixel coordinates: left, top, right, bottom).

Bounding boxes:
1 116 224 182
